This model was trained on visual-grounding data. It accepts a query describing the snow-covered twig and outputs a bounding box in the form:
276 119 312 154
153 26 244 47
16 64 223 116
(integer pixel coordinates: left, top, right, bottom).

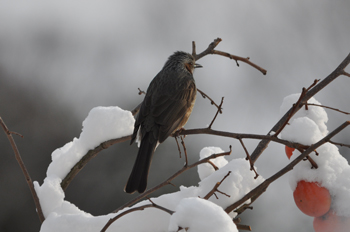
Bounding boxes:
61 135 131 190
101 200 174 232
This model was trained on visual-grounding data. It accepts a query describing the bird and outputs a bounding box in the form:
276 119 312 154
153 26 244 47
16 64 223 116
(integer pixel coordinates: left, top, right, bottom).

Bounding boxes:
125 51 202 194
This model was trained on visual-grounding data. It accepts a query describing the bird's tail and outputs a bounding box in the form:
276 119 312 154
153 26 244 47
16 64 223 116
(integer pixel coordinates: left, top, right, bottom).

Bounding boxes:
124 133 157 194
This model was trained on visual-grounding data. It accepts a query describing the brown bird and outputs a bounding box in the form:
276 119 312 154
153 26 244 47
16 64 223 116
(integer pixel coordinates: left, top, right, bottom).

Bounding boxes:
125 51 202 194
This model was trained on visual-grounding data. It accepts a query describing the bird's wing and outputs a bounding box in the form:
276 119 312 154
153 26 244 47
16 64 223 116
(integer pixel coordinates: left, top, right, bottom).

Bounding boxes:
152 78 196 143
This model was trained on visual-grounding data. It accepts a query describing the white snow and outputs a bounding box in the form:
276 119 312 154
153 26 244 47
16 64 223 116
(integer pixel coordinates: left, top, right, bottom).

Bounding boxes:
280 93 350 217
168 197 238 232
36 106 264 231
198 147 228 180
46 106 134 179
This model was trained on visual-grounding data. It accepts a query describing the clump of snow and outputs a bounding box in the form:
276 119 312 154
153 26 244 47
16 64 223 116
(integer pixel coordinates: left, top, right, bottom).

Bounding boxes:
280 93 350 217
198 147 228 180
168 197 238 232
46 106 134 179
198 157 264 211
280 93 328 137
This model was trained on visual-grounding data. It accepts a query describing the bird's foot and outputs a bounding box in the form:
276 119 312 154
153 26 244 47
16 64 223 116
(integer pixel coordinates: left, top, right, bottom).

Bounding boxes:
172 127 186 138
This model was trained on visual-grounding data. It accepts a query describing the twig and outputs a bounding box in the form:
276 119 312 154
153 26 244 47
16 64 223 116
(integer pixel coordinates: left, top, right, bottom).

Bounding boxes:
329 140 350 148
342 70 350 78
180 136 188 166
236 224 252 231
225 121 350 215
0 117 45 223
212 50 267 75
250 53 350 164
239 138 259 179
207 160 219 170
101 201 174 232
137 88 146 95
197 88 222 113
178 127 309 149
174 136 182 158
305 103 349 115
208 97 224 129
113 147 232 213
203 171 231 200
192 38 267 75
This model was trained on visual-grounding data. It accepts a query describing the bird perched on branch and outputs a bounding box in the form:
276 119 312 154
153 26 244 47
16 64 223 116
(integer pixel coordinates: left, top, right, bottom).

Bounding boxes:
125 51 202 194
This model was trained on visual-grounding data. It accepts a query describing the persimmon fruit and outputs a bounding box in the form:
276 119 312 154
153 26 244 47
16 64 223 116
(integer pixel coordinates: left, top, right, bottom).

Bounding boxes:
285 146 295 159
293 180 331 217
313 210 350 232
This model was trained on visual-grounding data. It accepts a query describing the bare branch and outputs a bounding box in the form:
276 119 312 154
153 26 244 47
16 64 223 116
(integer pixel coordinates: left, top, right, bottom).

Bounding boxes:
342 70 350 78
250 52 350 163
197 88 222 113
192 38 267 75
180 136 189 166
0 117 45 223
239 138 259 179
203 171 231 200
329 140 350 148
306 103 349 115
212 50 267 75
61 126 311 191
208 97 224 129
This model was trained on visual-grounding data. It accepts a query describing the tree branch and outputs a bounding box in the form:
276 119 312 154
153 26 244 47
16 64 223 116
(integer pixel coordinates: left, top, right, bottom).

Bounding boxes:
101 200 174 232
250 52 350 163
225 121 350 214
0 117 45 223
192 38 267 75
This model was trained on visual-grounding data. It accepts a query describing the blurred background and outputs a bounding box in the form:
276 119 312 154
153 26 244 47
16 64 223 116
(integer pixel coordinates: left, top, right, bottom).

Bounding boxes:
0 1 349 231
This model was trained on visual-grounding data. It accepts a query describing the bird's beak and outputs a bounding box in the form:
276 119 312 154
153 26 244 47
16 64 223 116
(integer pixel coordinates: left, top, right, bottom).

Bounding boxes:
194 63 203 68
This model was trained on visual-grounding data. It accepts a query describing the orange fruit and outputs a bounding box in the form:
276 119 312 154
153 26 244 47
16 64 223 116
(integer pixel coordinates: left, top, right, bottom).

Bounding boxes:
285 146 295 159
293 181 331 217
313 210 350 232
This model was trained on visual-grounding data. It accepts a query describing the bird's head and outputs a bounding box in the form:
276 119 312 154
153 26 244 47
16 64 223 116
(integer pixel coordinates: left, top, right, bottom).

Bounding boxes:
164 51 202 74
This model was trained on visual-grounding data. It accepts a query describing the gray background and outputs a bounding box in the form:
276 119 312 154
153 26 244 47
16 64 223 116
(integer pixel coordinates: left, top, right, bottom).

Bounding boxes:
0 1 349 231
